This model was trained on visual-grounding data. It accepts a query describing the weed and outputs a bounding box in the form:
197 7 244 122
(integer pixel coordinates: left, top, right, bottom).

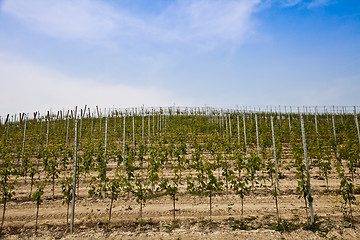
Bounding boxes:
263 214 273 220
303 215 333 237
270 220 300 233
164 222 179 232
245 216 257 222
225 217 254 231
231 221 251 230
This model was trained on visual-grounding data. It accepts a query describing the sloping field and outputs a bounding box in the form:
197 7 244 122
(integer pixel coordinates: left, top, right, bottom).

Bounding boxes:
1 107 360 239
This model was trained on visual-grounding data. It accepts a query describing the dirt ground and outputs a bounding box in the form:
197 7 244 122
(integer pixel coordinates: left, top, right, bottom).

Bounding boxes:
2 161 360 240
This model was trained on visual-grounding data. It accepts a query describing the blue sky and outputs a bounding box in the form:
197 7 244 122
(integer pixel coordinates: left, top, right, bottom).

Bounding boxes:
0 0 359 115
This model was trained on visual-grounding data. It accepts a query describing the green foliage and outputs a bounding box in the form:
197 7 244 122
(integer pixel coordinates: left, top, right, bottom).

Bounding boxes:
270 220 300 233
1 107 360 233
32 181 46 206
0 156 17 205
0 151 17 234
303 215 332 237
335 144 357 224
225 217 255 230
60 175 73 206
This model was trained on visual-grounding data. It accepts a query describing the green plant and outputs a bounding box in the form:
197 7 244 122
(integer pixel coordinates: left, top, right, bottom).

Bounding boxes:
28 162 36 199
270 220 300 233
106 170 122 230
226 217 253 230
45 145 60 200
335 153 356 226
303 215 331 237
160 144 185 223
32 181 46 233
291 137 311 222
60 174 73 228
231 152 250 222
133 171 150 221
187 152 223 222
0 152 17 235
164 222 180 232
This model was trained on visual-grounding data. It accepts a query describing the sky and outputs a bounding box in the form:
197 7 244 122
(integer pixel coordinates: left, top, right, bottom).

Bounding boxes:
0 0 360 116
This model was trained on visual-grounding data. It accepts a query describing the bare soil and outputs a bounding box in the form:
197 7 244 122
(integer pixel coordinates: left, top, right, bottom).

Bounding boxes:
2 162 360 240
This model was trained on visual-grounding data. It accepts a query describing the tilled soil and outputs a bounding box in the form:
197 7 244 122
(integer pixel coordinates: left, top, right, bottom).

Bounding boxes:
2 163 360 239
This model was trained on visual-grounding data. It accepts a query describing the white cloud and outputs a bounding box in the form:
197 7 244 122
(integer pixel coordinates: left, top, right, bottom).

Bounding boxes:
280 0 303 7
308 0 330 8
0 0 334 49
276 0 331 8
158 0 261 44
0 0 146 41
1 0 261 48
0 52 174 116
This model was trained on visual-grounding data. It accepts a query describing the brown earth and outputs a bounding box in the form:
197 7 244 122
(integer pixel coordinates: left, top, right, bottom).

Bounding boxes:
2 161 360 240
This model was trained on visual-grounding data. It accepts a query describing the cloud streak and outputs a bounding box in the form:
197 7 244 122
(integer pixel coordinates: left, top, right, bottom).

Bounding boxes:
157 0 261 44
1 0 124 41
277 0 331 8
280 0 303 7
308 0 331 8
1 0 261 48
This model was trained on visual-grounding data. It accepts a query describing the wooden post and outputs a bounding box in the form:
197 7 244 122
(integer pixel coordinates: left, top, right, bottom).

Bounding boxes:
70 120 78 233
301 115 314 224
354 107 360 146
271 116 280 195
122 115 126 169
243 113 248 158
103 117 108 197
142 114 144 143
5 114 9 140
228 115 232 139
65 115 70 148
331 114 338 158
271 116 281 225
255 114 260 157
148 114 150 144
132 115 136 156
314 108 319 146
21 116 27 167
237 115 240 145
46 117 50 146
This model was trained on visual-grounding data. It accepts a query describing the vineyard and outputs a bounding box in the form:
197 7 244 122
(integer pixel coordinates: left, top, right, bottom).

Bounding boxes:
1 106 360 239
